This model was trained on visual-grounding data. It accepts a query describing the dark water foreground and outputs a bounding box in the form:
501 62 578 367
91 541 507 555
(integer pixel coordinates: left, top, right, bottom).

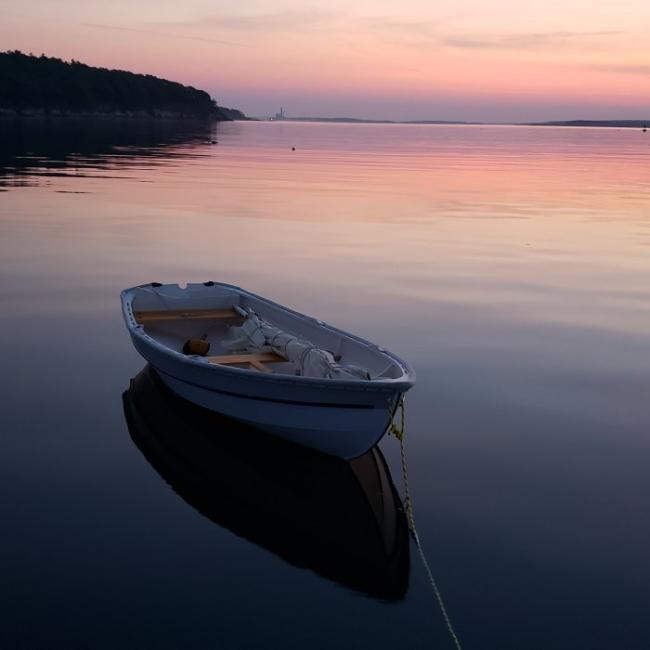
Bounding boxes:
1 119 649 649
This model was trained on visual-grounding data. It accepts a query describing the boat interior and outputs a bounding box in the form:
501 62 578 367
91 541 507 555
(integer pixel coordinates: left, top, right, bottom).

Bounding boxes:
127 283 407 380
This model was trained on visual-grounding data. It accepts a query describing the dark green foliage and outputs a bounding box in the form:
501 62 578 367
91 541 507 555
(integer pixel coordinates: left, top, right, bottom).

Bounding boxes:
217 106 248 121
0 51 243 120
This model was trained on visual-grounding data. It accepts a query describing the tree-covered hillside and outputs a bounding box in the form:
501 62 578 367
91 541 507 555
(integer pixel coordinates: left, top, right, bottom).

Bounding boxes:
0 51 246 120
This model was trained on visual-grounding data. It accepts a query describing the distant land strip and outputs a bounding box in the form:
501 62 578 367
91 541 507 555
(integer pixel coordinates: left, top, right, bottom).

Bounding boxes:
526 120 649 128
274 116 479 125
0 51 248 121
272 116 648 128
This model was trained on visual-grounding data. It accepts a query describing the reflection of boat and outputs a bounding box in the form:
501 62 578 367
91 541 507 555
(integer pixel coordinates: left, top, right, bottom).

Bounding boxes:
123 365 410 600
121 282 415 458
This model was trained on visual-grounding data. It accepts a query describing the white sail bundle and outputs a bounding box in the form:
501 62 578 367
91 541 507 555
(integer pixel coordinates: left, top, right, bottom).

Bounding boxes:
223 310 370 380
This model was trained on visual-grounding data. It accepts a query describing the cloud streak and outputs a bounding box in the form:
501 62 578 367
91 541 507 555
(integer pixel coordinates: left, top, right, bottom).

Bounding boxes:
82 22 247 47
443 30 622 50
156 10 624 56
177 10 344 33
587 63 650 75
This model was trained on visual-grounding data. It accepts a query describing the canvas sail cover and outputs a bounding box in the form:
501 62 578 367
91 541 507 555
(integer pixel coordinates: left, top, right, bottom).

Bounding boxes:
223 311 370 380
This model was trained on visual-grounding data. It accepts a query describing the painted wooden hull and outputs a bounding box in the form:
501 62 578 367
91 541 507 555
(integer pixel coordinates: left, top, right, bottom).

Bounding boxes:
121 282 415 458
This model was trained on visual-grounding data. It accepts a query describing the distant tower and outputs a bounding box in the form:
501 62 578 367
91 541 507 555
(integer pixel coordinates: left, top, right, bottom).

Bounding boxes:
274 107 285 120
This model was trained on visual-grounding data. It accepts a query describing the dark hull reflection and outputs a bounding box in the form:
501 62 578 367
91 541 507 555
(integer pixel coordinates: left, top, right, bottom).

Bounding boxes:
0 117 214 186
123 366 410 600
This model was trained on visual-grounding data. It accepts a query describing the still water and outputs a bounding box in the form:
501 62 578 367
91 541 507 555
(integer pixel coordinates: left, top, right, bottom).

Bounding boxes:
1 118 649 649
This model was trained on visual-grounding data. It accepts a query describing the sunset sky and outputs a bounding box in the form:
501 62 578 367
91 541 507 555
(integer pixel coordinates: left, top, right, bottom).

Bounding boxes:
3 0 650 121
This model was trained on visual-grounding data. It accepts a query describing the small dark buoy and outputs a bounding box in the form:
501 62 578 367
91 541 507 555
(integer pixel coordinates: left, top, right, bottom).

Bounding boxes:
291 146 296 151
643 125 647 133
211 140 218 144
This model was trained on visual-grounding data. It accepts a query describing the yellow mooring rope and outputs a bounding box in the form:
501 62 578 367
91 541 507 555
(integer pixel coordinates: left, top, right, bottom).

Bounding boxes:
389 398 463 650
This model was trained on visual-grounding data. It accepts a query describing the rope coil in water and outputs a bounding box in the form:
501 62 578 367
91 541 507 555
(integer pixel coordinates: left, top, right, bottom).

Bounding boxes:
389 398 463 650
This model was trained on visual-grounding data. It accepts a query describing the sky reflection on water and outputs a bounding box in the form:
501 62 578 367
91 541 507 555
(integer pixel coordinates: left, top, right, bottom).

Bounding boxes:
0 120 649 649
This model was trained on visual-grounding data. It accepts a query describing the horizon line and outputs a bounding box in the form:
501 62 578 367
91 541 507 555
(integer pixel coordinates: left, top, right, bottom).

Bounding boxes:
255 115 650 128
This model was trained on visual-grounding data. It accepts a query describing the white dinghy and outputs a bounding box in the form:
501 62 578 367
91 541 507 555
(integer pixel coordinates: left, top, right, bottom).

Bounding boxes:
121 282 415 458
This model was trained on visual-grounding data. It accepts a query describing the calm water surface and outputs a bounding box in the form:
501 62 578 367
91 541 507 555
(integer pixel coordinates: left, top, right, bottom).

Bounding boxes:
1 119 649 649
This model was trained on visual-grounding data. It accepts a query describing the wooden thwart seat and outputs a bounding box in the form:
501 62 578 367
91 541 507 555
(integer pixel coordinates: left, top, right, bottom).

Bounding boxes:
207 352 287 374
134 307 240 323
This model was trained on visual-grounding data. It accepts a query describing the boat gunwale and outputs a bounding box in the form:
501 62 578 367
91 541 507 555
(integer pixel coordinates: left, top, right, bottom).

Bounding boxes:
121 281 416 391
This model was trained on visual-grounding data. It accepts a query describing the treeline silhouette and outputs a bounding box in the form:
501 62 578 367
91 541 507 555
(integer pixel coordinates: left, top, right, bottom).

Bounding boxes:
0 51 246 120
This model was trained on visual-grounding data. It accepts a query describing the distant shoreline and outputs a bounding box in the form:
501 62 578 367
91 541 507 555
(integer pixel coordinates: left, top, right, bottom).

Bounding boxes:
1 112 645 129
526 120 648 129
266 116 649 129
269 116 479 125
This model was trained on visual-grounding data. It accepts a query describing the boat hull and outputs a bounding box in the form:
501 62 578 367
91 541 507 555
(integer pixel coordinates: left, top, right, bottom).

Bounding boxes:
122 282 414 459
156 368 397 459
129 332 401 458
